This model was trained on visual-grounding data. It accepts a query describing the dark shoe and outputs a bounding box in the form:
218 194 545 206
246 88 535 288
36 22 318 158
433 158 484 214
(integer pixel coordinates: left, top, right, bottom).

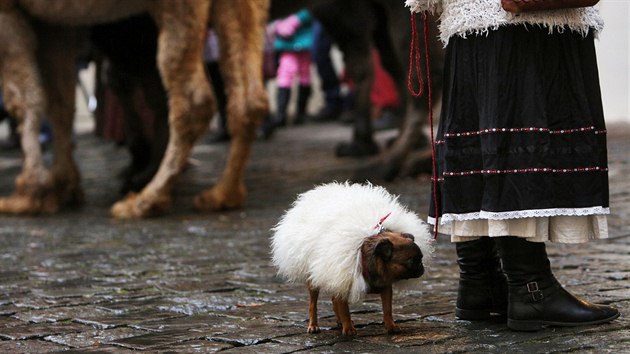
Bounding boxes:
312 88 342 122
496 236 619 331
294 85 311 125
372 109 400 131
259 115 276 140
455 238 508 321
274 87 291 127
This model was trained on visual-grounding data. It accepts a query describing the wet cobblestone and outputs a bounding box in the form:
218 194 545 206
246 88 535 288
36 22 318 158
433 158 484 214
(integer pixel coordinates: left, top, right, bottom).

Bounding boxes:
0 122 628 353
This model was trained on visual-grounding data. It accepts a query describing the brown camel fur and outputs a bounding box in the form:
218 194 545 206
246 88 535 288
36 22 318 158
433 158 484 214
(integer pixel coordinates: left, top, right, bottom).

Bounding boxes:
0 0 270 217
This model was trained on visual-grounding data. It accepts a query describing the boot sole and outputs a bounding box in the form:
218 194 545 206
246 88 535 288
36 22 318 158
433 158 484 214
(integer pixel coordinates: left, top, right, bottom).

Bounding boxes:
456 307 506 321
508 312 620 331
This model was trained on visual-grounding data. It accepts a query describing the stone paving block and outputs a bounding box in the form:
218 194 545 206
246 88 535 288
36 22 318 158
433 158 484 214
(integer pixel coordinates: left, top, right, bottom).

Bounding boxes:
151 339 233 352
94 295 169 313
218 340 314 353
74 308 185 330
0 304 20 317
273 328 350 351
44 327 149 349
131 313 235 331
0 338 68 353
0 316 26 328
107 328 207 350
51 345 138 353
12 305 111 324
0 322 94 340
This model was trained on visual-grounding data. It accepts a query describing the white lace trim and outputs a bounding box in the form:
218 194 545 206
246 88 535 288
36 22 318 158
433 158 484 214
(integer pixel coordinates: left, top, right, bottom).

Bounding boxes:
428 206 610 225
404 0 604 46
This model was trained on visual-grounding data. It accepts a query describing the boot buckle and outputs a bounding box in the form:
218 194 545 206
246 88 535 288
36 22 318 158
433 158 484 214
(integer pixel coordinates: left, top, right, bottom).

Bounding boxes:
526 281 544 301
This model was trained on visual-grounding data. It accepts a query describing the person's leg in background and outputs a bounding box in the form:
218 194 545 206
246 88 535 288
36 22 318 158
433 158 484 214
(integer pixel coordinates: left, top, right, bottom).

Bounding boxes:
294 50 312 125
311 21 342 122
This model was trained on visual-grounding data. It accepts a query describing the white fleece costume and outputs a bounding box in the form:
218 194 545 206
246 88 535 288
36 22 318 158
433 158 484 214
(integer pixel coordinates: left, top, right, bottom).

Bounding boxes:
271 182 433 304
404 0 603 46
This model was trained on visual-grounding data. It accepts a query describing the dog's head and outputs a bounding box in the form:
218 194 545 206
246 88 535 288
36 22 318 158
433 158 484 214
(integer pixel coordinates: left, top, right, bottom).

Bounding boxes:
360 230 424 293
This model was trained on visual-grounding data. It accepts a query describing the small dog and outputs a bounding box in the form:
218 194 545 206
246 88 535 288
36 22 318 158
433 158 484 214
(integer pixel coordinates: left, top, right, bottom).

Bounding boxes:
271 182 433 335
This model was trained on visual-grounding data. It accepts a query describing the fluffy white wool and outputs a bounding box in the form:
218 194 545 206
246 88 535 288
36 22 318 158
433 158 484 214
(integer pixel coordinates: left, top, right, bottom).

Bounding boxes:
271 182 433 304
404 0 604 46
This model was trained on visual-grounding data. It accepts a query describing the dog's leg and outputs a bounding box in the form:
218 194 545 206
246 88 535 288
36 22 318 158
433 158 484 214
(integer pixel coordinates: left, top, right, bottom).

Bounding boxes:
110 0 213 218
36 23 85 208
194 0 270 211
332 296 356 336
380 285 401 334
307 282 321 334
0 9 57 214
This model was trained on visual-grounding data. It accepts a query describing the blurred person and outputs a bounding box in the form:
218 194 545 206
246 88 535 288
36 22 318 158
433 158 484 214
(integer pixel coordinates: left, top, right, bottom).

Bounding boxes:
203 28 229 143
310 20 343 122
0 92 20 150
0 91 52 150
271 9 314 128
369 49 401 131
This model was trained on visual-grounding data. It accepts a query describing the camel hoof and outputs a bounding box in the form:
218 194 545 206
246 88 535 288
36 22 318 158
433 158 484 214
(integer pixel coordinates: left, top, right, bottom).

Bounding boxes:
193 184 246 211
111 191 171 219
0 194 59 215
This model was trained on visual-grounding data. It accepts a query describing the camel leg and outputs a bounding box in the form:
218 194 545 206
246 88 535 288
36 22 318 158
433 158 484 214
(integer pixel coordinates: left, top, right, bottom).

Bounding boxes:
0 9 56 214
311 1 379 158
36 23 84 207
130 69 169 192
352 11 444 182
110 0 213 218
194 0 270 211
377 12 443 180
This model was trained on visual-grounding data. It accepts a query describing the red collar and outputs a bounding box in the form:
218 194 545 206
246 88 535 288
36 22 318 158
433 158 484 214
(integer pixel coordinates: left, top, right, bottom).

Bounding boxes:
372 212 391 236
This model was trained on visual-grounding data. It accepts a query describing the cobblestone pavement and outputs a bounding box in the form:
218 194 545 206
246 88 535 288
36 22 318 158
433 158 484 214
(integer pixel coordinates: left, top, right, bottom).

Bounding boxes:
0 122 628 353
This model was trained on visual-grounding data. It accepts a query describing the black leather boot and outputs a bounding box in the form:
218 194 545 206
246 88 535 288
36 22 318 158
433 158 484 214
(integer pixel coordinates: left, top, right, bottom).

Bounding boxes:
496 236 619 331
455 237 508 320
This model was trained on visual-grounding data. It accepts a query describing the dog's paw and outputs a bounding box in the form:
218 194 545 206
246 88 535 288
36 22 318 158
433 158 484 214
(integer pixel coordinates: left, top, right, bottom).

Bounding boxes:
341 325 357 336
307 325 321 334
385 323 402 334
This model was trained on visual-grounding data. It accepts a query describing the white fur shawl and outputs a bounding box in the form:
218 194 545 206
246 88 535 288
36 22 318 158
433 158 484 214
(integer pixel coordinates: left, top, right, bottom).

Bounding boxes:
271 182 433 303
404 0 604 46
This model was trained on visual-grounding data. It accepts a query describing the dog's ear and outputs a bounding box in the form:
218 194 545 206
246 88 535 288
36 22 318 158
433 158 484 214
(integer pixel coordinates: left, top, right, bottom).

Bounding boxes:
374 239 393 261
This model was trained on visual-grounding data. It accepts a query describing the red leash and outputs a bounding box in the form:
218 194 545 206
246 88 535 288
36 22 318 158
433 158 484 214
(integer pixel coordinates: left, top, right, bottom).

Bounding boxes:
408 11 440 240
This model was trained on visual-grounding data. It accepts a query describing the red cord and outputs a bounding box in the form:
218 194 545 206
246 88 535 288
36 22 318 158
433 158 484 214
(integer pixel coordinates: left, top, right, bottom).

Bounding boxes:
408 13 424 98
408 12 440 240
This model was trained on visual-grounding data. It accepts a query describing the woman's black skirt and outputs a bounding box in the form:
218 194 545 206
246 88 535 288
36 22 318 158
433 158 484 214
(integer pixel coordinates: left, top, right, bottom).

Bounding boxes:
429 25 609 225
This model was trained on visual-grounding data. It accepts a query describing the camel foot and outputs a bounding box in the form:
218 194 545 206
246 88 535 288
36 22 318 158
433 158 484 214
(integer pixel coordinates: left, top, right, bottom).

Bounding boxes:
0 194 59 215
193 183 246 211
110 191 172 219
